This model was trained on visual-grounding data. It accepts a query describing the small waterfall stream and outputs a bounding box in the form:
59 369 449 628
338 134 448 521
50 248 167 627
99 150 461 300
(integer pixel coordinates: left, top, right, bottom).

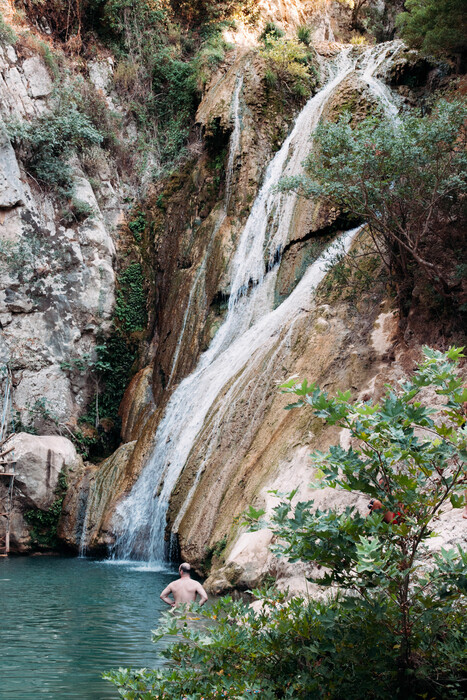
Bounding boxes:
111 42 401 563
167 75 244 387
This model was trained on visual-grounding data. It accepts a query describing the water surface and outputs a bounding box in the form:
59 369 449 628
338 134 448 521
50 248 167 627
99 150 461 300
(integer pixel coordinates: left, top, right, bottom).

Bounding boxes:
0 556 176 699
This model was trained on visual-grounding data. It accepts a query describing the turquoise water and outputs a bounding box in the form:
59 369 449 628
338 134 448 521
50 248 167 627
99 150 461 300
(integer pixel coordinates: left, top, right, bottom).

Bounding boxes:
0 556 177 699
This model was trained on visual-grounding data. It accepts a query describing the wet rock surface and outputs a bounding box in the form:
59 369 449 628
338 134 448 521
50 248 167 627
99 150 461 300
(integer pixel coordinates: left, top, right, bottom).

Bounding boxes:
0 432 81 551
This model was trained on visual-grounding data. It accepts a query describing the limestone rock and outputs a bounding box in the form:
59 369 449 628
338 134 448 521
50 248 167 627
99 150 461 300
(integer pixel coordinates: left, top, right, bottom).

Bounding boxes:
2 432 79 510
204 561 244 595
13 365 76 431
0 38 132 433
88 58 114 93
59 441 137 552
22 56 53 98
0 432 82 552
119 366 156 443
0 117 24 207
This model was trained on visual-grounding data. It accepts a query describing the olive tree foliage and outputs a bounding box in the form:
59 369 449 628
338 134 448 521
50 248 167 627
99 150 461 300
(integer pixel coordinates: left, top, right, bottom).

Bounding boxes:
270 346 467 694
396 0 467 65
106 348 467 699
279 99 467 315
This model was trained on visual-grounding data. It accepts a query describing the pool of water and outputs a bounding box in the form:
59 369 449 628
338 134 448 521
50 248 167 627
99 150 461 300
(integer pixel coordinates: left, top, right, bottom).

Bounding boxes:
0 556 178 699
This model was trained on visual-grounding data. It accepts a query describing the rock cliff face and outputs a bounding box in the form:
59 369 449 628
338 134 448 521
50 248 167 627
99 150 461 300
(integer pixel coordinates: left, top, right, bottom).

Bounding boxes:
0 42 125 433
1 1 465 582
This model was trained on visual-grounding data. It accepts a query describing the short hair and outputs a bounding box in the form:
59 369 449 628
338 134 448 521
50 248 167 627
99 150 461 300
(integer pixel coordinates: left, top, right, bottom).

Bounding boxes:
179 562 191 573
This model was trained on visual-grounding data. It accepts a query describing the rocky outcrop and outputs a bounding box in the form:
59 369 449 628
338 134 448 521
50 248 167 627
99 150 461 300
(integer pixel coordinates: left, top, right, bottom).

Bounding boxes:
62 40 418 567
58 439 136 553
0 432 81 551
0 42 131 432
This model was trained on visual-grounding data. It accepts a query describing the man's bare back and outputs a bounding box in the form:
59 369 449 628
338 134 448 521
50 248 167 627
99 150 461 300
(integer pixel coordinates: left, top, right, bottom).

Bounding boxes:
160 563 208 608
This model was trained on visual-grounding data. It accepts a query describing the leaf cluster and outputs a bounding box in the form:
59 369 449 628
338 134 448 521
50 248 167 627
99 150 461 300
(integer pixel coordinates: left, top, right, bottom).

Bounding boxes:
7 103 102 191
280 99 467 314
396 0 467 63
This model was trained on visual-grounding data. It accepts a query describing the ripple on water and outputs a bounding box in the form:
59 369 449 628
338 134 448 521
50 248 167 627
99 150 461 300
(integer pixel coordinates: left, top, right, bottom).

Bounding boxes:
0 556 176 699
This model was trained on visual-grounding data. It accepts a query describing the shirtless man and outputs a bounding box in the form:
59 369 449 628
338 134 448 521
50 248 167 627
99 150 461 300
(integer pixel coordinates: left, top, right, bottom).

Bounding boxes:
160 563 208 608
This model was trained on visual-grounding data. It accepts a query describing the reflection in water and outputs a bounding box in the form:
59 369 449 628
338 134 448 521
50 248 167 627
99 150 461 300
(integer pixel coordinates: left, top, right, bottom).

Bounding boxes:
0 556 177 699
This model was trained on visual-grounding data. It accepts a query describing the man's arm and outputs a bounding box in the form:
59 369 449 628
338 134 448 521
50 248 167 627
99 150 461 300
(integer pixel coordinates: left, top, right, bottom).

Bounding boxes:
196 582 208 606
160 584 175 607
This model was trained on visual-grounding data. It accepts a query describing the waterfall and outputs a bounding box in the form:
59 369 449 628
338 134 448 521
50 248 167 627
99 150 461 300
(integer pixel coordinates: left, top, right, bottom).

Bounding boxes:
112 42 401 563
167 75 243 387
78 500 90 558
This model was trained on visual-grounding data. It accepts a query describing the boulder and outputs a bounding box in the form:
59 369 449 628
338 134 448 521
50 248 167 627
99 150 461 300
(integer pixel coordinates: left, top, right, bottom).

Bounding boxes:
0 433 81 552
21 56 53 98
0 118 24 208
2 432 80 510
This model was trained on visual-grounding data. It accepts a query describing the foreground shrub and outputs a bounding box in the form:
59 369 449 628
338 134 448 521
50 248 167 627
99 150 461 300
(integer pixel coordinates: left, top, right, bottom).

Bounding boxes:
105 347 467 698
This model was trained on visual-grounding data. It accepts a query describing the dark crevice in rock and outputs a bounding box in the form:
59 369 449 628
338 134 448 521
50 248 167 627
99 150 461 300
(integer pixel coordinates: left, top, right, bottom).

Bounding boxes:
210 290 230 314
278 212 363 261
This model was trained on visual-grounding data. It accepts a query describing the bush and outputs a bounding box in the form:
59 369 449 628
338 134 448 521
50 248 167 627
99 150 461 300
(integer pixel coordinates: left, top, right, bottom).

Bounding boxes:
8 104 102 191
260 36 318 99
0 12 17 45
194 32 230 89
105 348 467 698
260 20 285 45
296 24 311 45
280 98 467 316
396 0 467 66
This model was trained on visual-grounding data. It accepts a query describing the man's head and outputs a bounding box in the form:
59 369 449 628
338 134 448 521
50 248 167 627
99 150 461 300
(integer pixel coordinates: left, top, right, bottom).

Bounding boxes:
179 562 191 577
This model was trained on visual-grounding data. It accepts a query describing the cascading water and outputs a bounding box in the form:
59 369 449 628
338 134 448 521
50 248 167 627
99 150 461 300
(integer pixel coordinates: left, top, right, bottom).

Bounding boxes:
167 75 244 387
112 42 401 563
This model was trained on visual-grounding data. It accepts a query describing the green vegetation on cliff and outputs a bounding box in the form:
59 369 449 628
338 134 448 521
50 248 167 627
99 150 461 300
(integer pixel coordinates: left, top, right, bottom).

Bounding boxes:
15 0 258 171
280 98 467 320
260 34 319 99
106 348 467 699
397 0 467 65
61 261 148 458
25 471 68 549
0 11 16 44
7 103 102 191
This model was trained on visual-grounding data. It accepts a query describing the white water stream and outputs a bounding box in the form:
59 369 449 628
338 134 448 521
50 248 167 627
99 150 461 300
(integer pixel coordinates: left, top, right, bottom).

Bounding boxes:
167 75 244 387
111 42 401 562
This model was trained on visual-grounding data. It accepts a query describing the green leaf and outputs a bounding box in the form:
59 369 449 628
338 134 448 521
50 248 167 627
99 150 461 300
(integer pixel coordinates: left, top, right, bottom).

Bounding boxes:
450 493 464 509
